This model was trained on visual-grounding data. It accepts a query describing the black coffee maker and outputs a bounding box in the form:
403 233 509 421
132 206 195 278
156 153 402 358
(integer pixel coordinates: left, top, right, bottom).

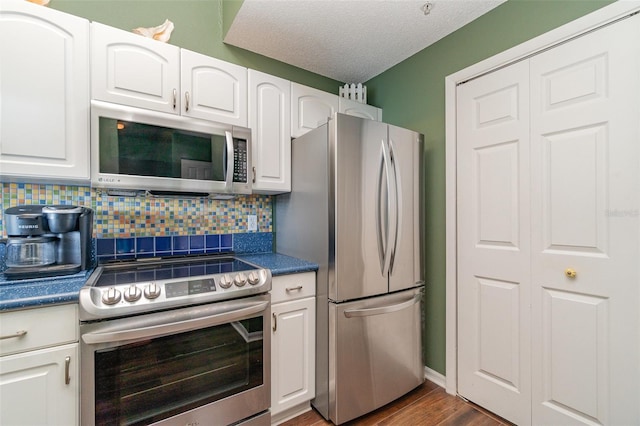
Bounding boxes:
4 205 93 279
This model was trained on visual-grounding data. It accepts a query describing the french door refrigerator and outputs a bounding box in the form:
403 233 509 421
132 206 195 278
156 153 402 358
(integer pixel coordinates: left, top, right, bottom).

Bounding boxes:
276 113 424 424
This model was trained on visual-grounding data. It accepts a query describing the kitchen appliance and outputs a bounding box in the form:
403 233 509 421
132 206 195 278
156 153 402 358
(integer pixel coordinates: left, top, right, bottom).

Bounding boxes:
276 113 424 424
91 100 252 197
79 254 272 426
3 205 93 279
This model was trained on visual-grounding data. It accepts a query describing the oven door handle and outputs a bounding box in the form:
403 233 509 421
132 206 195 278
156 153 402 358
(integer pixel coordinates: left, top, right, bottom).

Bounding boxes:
81 300 269 345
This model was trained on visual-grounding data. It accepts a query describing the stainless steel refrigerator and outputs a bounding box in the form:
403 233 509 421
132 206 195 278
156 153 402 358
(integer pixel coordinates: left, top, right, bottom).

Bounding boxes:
276 113 424 424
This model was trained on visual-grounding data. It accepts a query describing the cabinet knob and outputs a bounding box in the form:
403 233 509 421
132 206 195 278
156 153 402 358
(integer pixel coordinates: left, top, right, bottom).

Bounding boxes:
565 268 577 278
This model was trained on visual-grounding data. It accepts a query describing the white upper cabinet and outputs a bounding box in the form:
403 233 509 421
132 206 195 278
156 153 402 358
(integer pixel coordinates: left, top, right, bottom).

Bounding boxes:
92 23 247 126
91 22 181 114
339 97 382 122
291 82 339 138
181 49 247 127
249 70 291 194
0 0 90 181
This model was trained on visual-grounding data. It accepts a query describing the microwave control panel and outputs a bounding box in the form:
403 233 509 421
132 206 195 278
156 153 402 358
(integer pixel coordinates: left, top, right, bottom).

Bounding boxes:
233 139 248 183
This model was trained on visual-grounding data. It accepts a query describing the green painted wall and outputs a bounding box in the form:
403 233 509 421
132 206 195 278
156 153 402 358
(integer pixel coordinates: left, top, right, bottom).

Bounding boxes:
366 0 615 375
50 0 341 93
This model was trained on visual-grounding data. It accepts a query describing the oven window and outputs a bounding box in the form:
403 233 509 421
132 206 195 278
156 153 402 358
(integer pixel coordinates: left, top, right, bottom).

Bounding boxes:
94 316 264 426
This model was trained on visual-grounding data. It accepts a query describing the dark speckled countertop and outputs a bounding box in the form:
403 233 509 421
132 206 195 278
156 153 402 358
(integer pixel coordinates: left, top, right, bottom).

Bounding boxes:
0 253 318 312
238 253 318 276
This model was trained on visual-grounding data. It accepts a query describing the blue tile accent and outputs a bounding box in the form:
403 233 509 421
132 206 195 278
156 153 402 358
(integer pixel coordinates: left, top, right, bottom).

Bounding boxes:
221 234 232 249
137 237 154 254
97 238 115 256
173 236 189 251
189 235 204 250
155 236 171 252
233 232 273 254
116 238 135 254
206 234 220 249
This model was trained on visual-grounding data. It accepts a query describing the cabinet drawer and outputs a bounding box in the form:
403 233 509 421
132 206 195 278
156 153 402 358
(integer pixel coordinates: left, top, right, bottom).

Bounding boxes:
271 272 316 304
0 304 78 357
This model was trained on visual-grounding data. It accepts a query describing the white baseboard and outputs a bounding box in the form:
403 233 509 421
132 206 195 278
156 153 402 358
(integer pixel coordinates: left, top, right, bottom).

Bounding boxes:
424 366 446 388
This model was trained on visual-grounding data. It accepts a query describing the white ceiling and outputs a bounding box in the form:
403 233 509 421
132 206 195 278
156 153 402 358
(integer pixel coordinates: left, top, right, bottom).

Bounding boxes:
224 0 506 83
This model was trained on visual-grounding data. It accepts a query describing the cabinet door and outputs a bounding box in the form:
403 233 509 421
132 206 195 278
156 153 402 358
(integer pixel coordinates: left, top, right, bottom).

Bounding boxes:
339 97 381 121
91 22 180 114
0 0 89 181
0 343 79 426
530 13 640 426
181 49 247 126
249 70 291 194
291 83 338 138
271 297 315 416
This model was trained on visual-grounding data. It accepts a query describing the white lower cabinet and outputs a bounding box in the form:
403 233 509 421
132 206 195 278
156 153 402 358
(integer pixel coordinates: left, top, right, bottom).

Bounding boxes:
0 304 79 426
270 272 316 423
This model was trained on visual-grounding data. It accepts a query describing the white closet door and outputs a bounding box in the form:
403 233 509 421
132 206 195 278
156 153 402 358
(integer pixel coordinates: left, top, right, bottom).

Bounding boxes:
530 14 640 425
457 60 532 426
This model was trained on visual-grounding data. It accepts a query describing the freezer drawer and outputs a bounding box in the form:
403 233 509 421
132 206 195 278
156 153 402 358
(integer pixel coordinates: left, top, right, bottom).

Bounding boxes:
329 287 424 424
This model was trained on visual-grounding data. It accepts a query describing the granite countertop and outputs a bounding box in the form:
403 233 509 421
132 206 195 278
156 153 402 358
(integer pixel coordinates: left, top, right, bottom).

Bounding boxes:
0 270 92 312
238 253 318 276
0 253 318 312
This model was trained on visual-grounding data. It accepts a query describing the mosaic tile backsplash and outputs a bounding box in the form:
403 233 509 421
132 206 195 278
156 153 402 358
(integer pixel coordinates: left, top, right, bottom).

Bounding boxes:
0 183 273 266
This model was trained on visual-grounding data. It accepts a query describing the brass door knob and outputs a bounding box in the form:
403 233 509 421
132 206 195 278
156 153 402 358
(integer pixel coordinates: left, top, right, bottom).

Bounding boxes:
565 268 577 278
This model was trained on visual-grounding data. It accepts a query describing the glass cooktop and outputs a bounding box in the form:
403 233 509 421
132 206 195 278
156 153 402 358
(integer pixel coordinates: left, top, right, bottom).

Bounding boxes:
94 256 259 288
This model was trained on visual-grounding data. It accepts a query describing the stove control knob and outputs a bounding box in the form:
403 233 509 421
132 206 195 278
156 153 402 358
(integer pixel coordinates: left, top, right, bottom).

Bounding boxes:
248 271 260 286
102 287 122 305
219 274 233 289
124 285 142 302
234 273 247 287
144 283 161 299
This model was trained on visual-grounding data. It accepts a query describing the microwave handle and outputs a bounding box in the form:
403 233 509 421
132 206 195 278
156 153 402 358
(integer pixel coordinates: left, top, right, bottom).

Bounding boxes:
225 131 235 191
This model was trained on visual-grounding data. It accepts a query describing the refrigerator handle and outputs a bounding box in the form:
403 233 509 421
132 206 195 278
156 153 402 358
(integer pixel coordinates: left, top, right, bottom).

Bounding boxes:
343 294 421 318
377 139 393 277
388 138 399 275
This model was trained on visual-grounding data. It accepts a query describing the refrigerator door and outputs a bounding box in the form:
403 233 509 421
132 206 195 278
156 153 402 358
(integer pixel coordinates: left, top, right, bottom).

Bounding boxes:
332 114 389 301
388 124 424 292
329 287 424 424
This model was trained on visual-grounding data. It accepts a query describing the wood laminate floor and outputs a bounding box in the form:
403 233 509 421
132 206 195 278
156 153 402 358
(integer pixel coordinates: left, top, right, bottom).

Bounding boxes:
280 381 512 426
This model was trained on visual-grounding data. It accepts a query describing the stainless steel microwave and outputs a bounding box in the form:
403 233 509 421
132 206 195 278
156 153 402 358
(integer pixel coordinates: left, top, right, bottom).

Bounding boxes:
90 100 251 196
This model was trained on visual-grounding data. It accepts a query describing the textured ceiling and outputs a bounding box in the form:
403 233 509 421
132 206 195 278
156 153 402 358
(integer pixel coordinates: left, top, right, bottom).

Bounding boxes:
224 0 506 83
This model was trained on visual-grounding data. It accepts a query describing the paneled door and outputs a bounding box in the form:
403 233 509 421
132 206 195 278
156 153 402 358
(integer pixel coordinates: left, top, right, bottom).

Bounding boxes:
529 13 640 425
456 60 532 426
457 12 640 426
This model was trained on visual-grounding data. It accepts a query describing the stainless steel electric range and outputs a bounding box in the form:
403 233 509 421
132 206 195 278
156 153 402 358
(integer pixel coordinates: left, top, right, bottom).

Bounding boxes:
79 254 272 426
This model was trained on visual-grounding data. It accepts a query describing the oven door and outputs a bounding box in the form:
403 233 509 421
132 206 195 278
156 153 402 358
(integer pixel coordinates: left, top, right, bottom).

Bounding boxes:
80 294 270 426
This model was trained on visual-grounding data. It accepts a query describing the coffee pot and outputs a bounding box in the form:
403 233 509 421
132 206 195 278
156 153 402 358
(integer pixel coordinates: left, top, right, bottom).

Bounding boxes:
4 205 93 279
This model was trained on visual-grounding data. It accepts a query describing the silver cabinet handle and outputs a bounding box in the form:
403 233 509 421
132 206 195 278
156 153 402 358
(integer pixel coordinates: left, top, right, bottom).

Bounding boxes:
344 294 421 318
172 88 177 109
0 330 27 340
185 91 190 112
272 312 277 332
285 285 303 292
64 356 71 385
252 166 256 183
